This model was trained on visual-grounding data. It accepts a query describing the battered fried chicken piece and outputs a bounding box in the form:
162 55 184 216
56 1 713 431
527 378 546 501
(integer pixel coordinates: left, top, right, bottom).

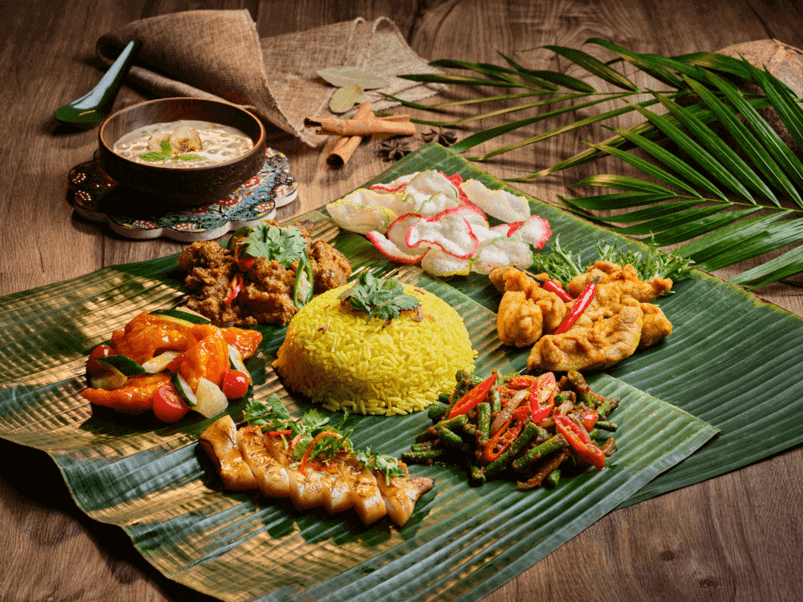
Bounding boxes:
567 261 672 302
309 240 352 291
490 267 567 346
638 302 673 348
238 257 298 325
528 296 644 372
497 291 542 347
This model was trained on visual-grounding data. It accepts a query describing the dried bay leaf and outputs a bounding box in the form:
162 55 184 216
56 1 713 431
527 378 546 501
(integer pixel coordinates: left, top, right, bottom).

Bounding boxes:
329 84 364 113
317 67 389 90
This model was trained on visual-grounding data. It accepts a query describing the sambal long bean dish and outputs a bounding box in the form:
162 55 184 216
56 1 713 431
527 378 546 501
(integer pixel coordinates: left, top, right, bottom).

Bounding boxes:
403 369 619 490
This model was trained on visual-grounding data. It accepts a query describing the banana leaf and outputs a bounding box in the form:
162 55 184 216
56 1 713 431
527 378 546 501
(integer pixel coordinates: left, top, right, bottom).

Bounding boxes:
17 142 803 601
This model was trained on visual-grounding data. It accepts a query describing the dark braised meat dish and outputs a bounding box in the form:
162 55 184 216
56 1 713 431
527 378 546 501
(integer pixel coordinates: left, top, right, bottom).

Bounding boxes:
178 219 352 327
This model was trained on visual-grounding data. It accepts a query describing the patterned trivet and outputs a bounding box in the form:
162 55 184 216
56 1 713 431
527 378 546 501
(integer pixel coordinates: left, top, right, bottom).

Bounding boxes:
67 148 298 241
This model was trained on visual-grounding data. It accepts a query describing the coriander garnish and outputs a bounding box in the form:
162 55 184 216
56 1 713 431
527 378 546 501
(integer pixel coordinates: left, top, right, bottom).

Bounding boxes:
241 223 307 268
338 272 420 323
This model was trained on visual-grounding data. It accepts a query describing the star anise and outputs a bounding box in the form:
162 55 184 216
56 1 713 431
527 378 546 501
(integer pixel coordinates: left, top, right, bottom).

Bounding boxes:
378 138 412 162
421 128 458 147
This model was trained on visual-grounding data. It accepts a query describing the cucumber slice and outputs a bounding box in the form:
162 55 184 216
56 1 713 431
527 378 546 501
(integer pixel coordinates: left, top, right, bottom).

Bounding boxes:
96 355 146 376
227 344 252 384
141 350 182 374
150 308 211 325
171 372 198 407
195 377 229 418
89 369 128 390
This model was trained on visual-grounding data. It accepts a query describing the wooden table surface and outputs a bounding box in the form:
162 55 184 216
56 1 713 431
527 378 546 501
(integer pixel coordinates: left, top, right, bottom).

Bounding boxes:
2 1 803 600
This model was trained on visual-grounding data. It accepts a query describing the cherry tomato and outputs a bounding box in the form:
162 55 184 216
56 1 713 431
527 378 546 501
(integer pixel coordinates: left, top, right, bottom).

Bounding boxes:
152 384 190 422
221 369 249 399
87 344 114 374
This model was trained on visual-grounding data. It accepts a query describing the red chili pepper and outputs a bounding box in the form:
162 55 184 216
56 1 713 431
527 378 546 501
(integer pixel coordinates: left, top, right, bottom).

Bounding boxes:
522 270 573 303
582 409 599 431
507 375 536 390
448 372 498 418
554 414 606 469
224 273 244 305
540 279 573 303
299 431 341 473
553 277 599 335
481 419 523 463
530 372 558 422
237 255 255 272
267 429 292 437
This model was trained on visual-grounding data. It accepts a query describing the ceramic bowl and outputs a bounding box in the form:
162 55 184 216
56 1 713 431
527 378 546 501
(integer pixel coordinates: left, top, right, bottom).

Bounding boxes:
98 98 266 207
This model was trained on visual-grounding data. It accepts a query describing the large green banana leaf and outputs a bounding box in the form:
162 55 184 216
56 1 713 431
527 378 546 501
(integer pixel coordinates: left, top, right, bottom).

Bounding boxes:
12 141 803 601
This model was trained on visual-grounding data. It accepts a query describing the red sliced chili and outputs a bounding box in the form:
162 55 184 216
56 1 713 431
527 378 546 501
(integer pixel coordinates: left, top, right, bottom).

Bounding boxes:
481 419 523 463
554 414 606 469
224 273 244 305
582 409 599 431
448 372 498 418
237 255 255 272
267 429 292 437
299 431 341 473
507 375 536 390
529 372 558 422
553 277 599 335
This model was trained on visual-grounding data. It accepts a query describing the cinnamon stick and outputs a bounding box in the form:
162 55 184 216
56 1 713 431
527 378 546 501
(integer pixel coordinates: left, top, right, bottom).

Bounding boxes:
306 115 416 137
324 102 374 168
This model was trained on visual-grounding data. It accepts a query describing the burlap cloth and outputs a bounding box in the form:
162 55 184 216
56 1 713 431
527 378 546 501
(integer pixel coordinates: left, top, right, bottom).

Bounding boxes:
96 10 442 147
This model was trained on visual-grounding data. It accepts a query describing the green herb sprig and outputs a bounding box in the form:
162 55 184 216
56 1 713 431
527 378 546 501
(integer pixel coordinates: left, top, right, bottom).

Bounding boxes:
138 139 202 164
242 223 307 268
338 272 420 323
530 235 693 291
243 396 407 481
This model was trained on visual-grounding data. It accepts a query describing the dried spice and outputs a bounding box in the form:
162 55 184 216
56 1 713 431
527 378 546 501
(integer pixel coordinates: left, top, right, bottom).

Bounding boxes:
422 128 458 147
378 138 412 162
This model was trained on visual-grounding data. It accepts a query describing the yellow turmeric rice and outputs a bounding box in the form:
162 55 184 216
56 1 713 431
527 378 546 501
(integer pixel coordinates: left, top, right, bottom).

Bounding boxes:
273 283 476 415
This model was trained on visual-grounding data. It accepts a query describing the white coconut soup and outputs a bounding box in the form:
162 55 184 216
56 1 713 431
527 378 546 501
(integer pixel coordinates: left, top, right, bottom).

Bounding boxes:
113 120 254 168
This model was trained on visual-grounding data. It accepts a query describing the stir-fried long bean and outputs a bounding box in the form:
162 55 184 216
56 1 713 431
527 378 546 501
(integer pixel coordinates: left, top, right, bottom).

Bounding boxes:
402 370 620 489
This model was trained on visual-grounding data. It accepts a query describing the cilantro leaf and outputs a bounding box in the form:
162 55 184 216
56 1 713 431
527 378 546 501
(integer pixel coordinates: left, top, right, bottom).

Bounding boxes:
242 401 405 476
338 272 420 323
242 395 298 434
243 223 307 268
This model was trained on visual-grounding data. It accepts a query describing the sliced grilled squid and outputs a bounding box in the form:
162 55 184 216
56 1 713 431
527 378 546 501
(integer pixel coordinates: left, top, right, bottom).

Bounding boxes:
200 416 434 527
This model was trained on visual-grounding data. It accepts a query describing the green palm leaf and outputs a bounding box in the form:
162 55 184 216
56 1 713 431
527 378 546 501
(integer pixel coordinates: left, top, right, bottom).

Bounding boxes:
8 145 803 600
398 41 803 287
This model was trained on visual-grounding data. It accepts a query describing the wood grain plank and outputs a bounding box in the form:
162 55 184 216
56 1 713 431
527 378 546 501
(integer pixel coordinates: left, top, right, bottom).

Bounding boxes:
1 0 803 601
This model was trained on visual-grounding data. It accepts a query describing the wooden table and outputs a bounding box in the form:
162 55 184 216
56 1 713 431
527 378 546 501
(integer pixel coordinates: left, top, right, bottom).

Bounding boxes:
2 1 802 600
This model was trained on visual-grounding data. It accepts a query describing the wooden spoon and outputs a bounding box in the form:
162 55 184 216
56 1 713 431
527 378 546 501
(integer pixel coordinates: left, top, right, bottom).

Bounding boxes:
55 40 141 127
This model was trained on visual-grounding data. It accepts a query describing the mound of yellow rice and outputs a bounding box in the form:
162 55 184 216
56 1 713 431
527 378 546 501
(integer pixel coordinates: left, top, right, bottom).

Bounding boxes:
273 283 476 415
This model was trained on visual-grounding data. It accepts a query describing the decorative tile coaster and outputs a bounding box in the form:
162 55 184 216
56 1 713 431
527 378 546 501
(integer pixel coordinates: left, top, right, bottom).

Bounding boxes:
67 148 298 241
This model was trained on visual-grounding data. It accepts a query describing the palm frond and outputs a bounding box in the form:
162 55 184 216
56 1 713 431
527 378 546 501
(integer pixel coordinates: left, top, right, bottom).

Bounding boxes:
398 40 803 288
